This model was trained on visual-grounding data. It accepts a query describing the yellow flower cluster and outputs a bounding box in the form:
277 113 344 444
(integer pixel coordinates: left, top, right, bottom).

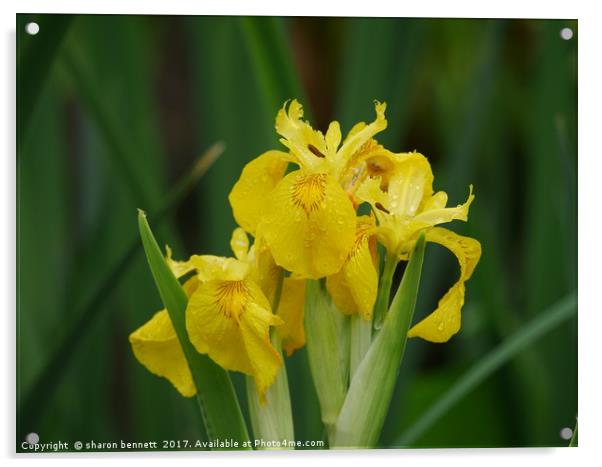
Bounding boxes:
130 100 481 398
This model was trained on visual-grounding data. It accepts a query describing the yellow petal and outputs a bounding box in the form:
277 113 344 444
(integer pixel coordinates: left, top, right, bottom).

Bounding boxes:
336 101 388 166
412 185 474 227
228 150 289 235
386 152 434 217
325 121 342 154
407 227 482 342
277 278 306 356
275 100 330 168
247 235 281 305
230 227 249 261
326 217 378 320
185 278 282 397
239 301 284 396
165 245 195 278
188 255 250 282
261 170 356 278
129 310 196 397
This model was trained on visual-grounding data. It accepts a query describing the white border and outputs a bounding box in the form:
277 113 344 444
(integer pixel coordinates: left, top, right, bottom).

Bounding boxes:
3 1 600 466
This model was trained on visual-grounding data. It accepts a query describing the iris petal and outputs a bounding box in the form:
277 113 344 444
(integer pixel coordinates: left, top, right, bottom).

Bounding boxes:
229 150 290 235
261 169 356 278
129 310 196 397
277 278 306 356
326 217 378 320
185 278 282 398
407 227 482 342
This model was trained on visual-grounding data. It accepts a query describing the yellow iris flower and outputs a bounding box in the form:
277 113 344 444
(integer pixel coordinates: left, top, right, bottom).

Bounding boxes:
356 150 481 342
229 100 388 279
129 232 285 399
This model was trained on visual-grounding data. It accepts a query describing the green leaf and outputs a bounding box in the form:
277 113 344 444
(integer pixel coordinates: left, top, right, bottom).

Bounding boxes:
396 292 577 446
138 211 250 449
332 234 425 448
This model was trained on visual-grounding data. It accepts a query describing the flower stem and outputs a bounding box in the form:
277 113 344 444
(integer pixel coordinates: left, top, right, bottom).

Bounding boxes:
373 252 398 331
350 314 372 380
246 268 295 447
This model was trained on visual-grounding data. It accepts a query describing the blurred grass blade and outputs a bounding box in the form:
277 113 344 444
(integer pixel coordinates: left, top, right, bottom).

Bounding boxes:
17 14 74 142
397 292 577 446
304 279 349 439
18 145 223 436
238 17 307 118
138 212 250 448
569 421 578 447
60 49 150 205
333 235 425 448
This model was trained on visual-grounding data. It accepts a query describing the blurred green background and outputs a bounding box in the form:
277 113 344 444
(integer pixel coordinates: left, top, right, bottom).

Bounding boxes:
17 15 577 449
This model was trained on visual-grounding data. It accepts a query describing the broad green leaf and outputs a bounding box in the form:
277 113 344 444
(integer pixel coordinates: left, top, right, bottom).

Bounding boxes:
138 212 250 449
332 234 425 448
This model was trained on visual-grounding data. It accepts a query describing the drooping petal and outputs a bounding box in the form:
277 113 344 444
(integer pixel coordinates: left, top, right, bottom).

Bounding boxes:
261 169 356 278
412 185 474 227
185 278 282 397
239 301 284 396
326 216 378 320
129 310 196 397
407 227 482 342
229 150 290 235
276 278 306 356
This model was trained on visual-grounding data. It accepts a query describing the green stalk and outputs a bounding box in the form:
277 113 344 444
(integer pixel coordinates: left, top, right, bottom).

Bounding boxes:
373 252 398 331
138 212 250 449
305 280 350 440
246 269 295 448
350 314 372 379
332 235 425 448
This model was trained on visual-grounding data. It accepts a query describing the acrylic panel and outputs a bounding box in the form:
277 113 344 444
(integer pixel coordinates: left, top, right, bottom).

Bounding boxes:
16 14 578 452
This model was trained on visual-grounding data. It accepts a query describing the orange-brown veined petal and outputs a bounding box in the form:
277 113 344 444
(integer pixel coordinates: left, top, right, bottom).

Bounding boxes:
260 169 356 278
185 278 283 398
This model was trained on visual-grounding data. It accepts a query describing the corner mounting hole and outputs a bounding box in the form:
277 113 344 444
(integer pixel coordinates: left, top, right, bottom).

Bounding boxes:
25 22 39 35
560 427 573 440
560 27 573 40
